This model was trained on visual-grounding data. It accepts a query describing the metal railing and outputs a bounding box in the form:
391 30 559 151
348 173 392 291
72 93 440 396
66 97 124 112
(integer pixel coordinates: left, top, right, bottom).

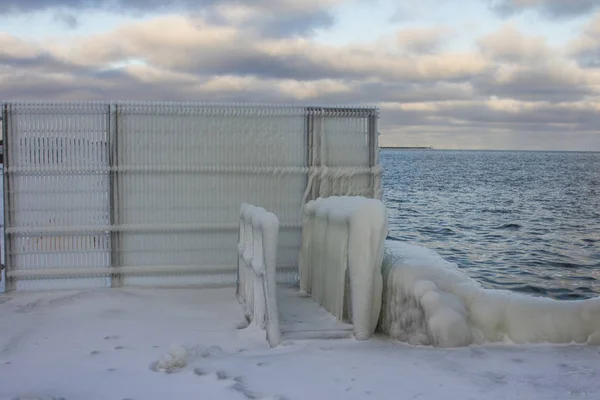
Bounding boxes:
236 203 281 347
299 196 388 340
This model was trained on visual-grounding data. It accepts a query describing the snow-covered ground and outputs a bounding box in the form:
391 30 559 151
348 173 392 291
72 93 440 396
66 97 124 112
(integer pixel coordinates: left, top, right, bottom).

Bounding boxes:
1 287 598 400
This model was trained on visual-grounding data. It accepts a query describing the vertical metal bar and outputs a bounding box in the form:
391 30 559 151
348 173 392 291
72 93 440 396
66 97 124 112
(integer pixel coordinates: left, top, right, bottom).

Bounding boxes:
1 105 5 284
236 181 242 296
109 104 122 287
314 109 324 200
2 103 14 291
308 108 322 201
367 110 380 199
304 108 312 205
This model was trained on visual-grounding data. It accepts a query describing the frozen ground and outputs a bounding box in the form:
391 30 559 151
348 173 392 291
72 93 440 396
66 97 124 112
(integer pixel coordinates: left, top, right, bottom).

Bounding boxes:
0 287 599 400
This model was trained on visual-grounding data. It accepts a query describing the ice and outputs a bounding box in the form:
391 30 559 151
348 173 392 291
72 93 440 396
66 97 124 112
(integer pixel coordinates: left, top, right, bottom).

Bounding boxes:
299 196 388 340
379 240 600 347
237 203 281 347
153 345 189 372
0 286 599 400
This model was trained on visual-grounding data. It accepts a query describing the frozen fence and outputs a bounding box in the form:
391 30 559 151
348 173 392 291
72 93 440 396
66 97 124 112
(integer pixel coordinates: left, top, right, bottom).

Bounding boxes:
1 101 381 291
299 196 388 340
236 203 280 347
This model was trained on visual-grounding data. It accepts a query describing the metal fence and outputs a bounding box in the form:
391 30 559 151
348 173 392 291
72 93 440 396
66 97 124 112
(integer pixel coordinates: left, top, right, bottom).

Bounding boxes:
1 101 381 292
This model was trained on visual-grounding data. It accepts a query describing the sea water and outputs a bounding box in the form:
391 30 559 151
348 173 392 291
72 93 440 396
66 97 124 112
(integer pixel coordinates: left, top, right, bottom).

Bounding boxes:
381 150 600 300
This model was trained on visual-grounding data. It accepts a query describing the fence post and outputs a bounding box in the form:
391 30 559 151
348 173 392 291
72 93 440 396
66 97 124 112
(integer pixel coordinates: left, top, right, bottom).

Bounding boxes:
2 103 14 291
305 107 323 201
109 104 122 287
368 111 381 199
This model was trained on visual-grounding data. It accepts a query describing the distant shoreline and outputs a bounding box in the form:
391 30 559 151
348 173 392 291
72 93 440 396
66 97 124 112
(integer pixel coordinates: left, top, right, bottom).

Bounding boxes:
380 146 433 150
379 147 599 153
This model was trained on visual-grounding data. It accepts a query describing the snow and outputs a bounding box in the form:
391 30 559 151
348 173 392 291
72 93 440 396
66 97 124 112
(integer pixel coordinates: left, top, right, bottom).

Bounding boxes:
379 240 600 347
1 287 599 400
300 196 387 340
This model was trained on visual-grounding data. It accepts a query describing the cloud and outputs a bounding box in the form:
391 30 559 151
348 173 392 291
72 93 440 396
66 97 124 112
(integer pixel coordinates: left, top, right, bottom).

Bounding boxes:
379 99 600 150
3 0 211 14
488 0 600 19
3 0 347 38
472 65 597 102
474 23 598 102
477 22 555 64
1 12 599 150
53 11 79 29
568 13 600 67
34 15 488 84
199 1 342 37
396 27 452 54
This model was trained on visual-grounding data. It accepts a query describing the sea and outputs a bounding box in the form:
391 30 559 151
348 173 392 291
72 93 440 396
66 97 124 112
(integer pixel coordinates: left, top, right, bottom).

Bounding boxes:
381 150 600 300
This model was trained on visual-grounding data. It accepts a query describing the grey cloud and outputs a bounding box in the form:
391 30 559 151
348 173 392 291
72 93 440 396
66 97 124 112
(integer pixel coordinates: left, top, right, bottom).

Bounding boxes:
201 7 335 37
308 81 476 105
0 51 87 75
255 10 335 37
488 0 600 19
53 11 79 28
472 68 593 103
436 104 600 129
396 27 450 54
569 15 600 68
2 65 599 150
380 103 600 150
3 0 338 38
574 49 600 68
77 35 488 84
1 13 599 151
3 0 210 14
159 50 336 81
477 24 553 64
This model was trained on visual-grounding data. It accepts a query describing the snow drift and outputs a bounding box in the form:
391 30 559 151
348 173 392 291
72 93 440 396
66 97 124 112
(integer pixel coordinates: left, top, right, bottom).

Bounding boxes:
379 240 600 347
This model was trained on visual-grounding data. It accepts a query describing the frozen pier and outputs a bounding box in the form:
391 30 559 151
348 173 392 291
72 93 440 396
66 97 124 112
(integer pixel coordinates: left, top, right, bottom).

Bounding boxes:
277 285 354 340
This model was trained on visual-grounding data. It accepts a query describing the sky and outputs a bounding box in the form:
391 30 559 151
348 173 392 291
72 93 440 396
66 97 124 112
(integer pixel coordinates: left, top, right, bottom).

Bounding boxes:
1 0 599 150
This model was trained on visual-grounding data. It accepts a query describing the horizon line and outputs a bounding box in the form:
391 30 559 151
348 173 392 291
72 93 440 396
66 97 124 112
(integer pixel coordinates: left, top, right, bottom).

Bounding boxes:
379 147 599 152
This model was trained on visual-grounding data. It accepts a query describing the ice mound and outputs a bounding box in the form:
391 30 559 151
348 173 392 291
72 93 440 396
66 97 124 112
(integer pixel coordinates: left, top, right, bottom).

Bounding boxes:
379 240 600 347
153 345 189 372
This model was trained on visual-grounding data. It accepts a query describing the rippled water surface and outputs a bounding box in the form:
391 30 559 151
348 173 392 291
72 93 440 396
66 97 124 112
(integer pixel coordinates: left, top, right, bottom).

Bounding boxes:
381 150 600 300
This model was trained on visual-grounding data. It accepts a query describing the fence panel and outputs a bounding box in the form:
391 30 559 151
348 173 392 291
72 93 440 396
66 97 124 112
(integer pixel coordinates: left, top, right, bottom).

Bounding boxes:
115 104 307 287
2 102 112 291
1 101 379 291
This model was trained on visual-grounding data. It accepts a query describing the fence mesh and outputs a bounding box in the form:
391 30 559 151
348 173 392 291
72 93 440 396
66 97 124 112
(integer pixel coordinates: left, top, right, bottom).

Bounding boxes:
1 101 380 291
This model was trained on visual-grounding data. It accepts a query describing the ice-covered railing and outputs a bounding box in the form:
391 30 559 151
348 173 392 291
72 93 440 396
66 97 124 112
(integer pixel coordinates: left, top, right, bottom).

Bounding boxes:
379 240 600 347
236 203 281 347
299 196 388 340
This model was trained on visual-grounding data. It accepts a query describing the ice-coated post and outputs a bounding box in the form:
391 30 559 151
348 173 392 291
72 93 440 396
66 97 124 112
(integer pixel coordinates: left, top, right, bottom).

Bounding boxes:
348 200 387 339
298 196 388 340
261 211 281 347
235 203 281 347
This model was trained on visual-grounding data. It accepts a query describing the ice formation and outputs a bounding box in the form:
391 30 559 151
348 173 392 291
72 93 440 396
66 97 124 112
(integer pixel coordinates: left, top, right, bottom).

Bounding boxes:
154 345 189 372
299 196 388 340
237 203 281 347
379 240 600 347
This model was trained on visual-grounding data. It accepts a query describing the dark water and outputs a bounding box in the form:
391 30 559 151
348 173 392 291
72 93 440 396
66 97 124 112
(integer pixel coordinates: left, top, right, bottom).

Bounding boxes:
381 150 600 300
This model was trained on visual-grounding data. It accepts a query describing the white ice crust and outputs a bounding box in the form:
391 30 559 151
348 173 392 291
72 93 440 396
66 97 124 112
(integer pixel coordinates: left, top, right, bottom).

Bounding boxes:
379 240 600 347
300 196 388 340
237 203 281 347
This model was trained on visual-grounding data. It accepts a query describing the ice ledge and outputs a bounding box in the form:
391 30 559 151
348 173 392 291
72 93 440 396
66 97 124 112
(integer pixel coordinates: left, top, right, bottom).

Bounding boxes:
378 240 600 347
